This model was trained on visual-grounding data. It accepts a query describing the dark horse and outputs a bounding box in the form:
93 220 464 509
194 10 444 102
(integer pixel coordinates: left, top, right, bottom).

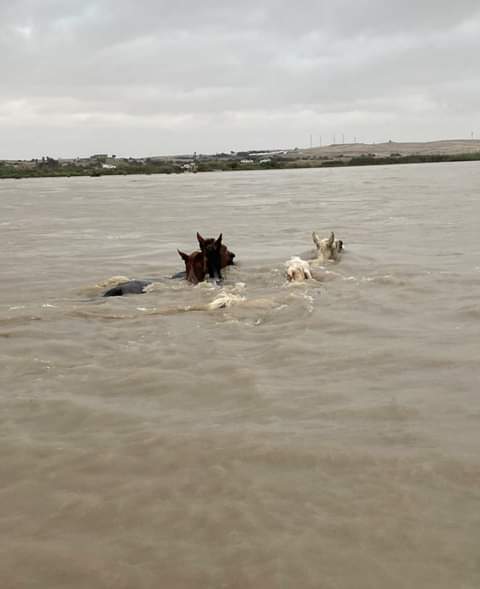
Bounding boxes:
197 232 235 269
178 233 228 284
103 279 152 297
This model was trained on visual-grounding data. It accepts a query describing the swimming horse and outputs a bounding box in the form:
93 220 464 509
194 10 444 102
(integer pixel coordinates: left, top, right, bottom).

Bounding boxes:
103 233 235 295
103 279 153 297
177 233 233 284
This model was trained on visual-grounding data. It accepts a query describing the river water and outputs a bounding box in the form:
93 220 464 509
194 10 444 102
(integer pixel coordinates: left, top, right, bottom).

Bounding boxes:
1 163 479 588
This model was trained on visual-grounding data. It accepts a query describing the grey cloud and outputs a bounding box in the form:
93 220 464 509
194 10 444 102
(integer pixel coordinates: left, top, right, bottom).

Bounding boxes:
1 0 480 157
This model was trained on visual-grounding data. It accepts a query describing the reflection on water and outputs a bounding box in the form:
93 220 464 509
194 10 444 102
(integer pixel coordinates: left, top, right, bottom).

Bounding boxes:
1 163 480 588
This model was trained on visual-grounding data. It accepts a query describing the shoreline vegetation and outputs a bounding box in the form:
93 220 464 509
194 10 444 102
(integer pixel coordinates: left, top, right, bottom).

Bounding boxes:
2 140 480 179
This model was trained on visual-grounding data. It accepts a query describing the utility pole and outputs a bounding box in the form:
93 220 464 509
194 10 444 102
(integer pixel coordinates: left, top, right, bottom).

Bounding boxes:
342 133 345 144
310 134 313 148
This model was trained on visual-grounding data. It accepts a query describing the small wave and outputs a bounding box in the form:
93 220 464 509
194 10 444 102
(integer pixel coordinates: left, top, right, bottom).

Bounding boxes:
208 292 246 310
95 276 131 288
457 306 480 320
360 274 407 286
0 315 43 326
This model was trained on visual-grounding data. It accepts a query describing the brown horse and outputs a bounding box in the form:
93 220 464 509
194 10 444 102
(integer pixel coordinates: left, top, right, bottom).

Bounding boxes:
177 250 209 284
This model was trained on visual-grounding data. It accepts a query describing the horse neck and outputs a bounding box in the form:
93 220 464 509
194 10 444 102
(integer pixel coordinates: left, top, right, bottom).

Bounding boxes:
205 250 222 281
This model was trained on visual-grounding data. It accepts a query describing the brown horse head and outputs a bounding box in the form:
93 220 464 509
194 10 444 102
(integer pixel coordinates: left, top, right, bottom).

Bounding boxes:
177 250 206 284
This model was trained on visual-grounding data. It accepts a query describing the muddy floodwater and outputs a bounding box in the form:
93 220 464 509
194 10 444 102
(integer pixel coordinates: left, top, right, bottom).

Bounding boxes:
1 163 479 588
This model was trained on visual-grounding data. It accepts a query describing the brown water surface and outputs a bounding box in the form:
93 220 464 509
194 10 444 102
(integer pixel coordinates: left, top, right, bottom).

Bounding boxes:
1 163 479 588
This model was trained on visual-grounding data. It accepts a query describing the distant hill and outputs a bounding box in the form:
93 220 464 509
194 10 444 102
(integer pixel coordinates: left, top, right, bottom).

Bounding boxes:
296 139 480 158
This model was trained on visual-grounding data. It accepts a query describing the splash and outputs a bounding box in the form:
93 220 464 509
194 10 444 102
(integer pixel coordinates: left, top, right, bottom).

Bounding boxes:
208 291 246 310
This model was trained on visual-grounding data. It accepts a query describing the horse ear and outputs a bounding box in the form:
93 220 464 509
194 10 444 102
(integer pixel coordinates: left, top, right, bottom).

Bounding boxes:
327 232 335 247
215 233 223 247
197 232 205 247
312 232 321 248
178 249 189 262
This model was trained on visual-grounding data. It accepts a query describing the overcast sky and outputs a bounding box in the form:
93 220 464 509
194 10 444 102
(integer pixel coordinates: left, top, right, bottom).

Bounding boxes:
2 0 480 158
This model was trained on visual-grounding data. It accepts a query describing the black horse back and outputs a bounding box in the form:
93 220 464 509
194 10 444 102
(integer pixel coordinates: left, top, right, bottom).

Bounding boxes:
103 280 151 297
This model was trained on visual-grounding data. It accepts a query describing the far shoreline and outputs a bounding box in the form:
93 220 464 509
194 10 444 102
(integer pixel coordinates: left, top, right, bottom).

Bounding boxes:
2 139 480 180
